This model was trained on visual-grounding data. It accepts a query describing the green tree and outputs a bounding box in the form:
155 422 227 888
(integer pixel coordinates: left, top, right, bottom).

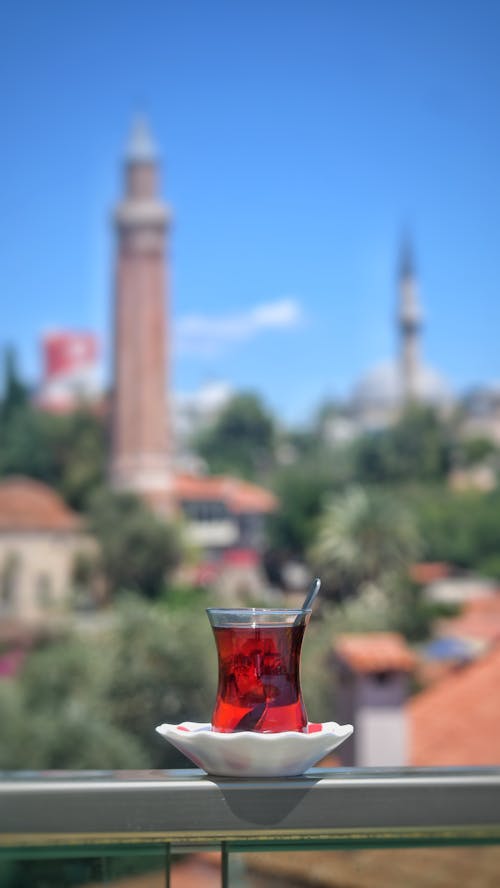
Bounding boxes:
0 407 106 508
105 596 216 763
0 345 106 507
0 348 56 482
0 597 216 771
87 489 183 598
355 405 453 484
0 637 143 770
267 464 335 558
195 391 276 480
410 486 500 578
0 407 58 482
309 485 421 600
0 346 29 423
266 433 356 568
53 410 107 508
459 435 497 467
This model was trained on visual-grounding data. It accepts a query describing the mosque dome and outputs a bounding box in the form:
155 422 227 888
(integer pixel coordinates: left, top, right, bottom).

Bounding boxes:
352 359 451 411
350 359 451 431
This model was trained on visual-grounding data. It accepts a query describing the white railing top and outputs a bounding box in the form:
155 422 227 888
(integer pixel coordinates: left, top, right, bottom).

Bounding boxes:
1 767 500 851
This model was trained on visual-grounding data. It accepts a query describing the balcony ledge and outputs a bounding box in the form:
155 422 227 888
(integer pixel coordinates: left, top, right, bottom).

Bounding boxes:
1 767 500 853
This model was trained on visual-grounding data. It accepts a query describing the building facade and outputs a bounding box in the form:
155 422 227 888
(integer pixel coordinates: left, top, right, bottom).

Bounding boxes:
0 477 94 626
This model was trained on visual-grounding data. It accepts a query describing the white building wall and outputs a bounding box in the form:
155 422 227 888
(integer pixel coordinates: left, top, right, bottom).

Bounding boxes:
356 706 408 767
0 531 95 624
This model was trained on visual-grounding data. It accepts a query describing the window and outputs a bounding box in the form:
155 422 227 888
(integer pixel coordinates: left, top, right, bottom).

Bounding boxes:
36 572 53 609
0 552 21 611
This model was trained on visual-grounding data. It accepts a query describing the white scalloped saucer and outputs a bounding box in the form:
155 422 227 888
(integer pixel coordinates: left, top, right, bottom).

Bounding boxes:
155 721 353 777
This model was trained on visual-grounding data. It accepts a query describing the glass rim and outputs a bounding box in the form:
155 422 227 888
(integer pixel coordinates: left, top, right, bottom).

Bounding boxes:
206 607 311 617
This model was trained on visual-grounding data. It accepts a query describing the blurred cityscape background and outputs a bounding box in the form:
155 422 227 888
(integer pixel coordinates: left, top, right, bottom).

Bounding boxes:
1 1 500 886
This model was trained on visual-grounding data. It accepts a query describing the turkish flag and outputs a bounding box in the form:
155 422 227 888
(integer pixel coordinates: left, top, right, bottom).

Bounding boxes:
43 333 99 379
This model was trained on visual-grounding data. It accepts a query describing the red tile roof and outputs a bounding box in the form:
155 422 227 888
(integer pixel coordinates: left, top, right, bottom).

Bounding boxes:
409 562 451 584
463 594 500 616
184 549 261 587
0 477 82 531
440 614 500 646
335 632 416 673
173 473 277 514
222 548 260 566
438 595 500 646
409 643 500 766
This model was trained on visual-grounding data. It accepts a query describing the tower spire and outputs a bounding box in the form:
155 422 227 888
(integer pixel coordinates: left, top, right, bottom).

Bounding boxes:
399 234 415 280
125 115 158 163
397 234 423 402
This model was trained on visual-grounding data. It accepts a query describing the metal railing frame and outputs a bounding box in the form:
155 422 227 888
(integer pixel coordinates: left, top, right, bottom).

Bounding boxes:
1 767 500 886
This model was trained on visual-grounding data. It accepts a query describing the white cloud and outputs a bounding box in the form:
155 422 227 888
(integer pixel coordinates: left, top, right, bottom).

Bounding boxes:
175 297 303 356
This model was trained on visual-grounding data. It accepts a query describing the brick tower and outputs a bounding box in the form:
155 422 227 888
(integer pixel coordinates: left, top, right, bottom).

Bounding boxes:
110 118 172 514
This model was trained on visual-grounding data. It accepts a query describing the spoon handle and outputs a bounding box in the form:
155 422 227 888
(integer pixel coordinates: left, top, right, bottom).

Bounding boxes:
302 577 321 612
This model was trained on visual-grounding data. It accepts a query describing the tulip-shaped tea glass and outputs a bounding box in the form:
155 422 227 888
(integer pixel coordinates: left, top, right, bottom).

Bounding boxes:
207 608 311 733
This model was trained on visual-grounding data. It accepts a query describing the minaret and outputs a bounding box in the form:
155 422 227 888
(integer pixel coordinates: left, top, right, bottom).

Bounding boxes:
398 237 422 402
110 118 172 514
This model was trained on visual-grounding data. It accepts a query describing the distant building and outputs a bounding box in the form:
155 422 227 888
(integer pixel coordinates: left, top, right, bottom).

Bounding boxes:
174 472 276 598
174 473 277 556
0 477 94 626
416 586 500 689
36 331 100 413
108 118 276 566
338 241 500 448
408 561 451 585
448 463 497 492
331 622 500 768
410 641 500 766
460 384 500 445
424 575 498 606
333 632 416 767
350 240 451 432
21 119 274 589
436 594 500 650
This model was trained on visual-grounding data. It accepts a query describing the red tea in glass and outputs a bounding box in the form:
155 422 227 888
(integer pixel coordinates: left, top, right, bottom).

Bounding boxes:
207 608 310 733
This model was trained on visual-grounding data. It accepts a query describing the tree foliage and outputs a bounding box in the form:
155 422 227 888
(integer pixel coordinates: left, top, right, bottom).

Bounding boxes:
265 436 356 573
459 435 497 467
195 391 276 480
0 407 59 483
0 596 216 770
309 485 421 600
409 486 500 578
266 463 335 559
0 348 107 509
86 489 183 599
0 346 29 423
354 405 453 483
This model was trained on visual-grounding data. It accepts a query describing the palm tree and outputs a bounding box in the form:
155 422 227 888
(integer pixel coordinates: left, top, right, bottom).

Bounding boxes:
309 486 421 601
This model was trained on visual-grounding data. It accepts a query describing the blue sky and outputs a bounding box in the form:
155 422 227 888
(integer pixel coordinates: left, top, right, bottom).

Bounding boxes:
1 0 499 423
